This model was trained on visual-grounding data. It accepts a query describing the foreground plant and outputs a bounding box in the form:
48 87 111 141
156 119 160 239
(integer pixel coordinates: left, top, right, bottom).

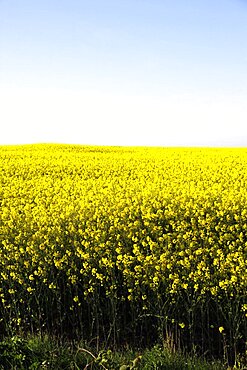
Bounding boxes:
0 335 237 369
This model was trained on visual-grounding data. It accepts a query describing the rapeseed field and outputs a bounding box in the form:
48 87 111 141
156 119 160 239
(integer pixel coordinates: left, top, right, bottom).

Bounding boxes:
0 144 246 361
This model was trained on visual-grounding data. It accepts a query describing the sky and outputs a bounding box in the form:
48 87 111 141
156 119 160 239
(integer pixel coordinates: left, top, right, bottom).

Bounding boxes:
0 0 247 146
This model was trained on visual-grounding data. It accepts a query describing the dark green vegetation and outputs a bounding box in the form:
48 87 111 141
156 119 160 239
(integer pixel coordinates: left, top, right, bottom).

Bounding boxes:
0 335 234 369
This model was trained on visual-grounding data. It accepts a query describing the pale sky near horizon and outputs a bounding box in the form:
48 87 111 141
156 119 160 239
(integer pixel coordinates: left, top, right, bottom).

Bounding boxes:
1 0 247 146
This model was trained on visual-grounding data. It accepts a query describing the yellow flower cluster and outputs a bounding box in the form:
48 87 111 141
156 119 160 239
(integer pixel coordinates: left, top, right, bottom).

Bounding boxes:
0 144 246 338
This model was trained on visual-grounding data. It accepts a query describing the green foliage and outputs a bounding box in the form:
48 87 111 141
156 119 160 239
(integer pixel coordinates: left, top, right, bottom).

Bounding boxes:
0 335 86 369
0 335 240 369
140 345 224 370
0 336 32 369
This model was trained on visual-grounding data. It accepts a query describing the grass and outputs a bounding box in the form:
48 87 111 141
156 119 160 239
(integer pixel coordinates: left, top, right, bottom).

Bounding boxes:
0 334 244 370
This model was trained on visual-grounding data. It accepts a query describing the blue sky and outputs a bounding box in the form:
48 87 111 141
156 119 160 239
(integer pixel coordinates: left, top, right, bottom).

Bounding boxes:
1 0 247 146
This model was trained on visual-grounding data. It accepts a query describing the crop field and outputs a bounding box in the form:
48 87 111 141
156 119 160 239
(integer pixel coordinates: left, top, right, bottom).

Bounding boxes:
0 144 246 362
